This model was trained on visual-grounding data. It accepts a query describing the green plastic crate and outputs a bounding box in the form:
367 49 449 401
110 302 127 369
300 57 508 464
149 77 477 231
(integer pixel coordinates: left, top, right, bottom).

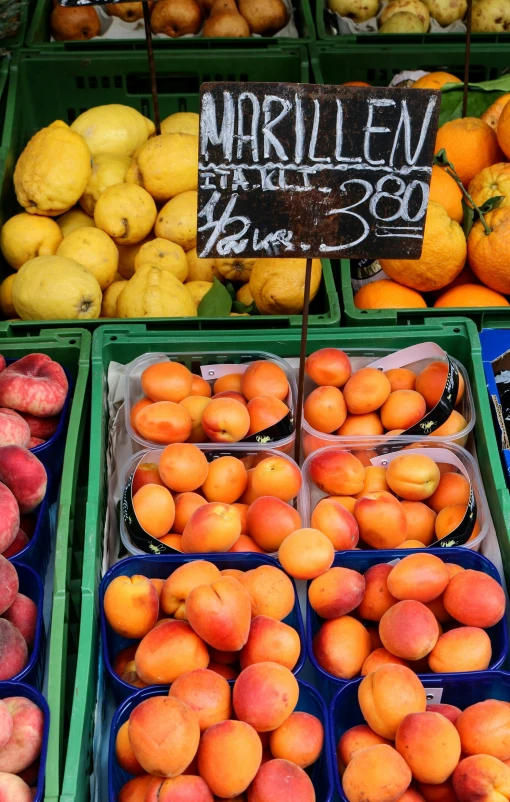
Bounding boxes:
0 326 91 802
0 50 340 330
339 258 510 331
26 0 315 50
63 317 508 802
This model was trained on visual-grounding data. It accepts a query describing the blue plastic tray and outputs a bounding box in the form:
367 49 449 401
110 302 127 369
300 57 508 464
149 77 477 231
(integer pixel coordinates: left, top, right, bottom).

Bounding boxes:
0 681 50 802
100 553 306 702
307 548 508 700
330 670 510 802
108 680 334 802
6 562 45 689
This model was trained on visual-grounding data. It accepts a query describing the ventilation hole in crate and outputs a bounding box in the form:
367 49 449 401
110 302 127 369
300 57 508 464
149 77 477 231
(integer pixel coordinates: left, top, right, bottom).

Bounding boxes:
214 74 223 81
101 76 110 89
240 73 248 81
109 336 118 342
89 77 98 89
68 339 77 345
227 74 235 81
178 99 187 111
66 108 77 124
114 75 122 88
203 73 211 82
367 69 375 81
126 72 199 95
141 99 151 118
75 76 85 90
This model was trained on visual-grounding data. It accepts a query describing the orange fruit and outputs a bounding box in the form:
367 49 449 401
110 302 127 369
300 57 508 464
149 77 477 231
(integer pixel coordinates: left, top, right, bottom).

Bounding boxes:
380 202 467 292
141 361 193 403
133 484 175 537
434 283 509 307
353 279 426 309
481 93 510 129
498 100 510 159
435 117 502 186
429 165 463 223
342 81 371 87
469 162 510 209
413 72 461 90
468 206 510 294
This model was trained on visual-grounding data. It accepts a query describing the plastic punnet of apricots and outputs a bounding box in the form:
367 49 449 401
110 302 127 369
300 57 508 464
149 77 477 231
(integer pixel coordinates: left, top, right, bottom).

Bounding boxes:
120 446 303 558
124 352 297 453
301 344 474 457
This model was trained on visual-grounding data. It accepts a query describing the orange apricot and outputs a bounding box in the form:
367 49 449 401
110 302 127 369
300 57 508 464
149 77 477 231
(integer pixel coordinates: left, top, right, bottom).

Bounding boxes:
201 456 248 504
308 449 365 495
190 375 212 398
311 498 359 550
169 668 232 731
202 398 250 443
173 492 207 534
141 361 193 403
305 348 352 388
385 368 417 392
278 528 334 580
133 484 175 537
116 720 144 775
343 368 392 414
337 412 385 437
251 456 302 502
179 396 211 443
358 563 397 621
247 496 301 552
269 712 324 769
401 501 437 546
159 443 209 492
247 396 289 436
241 361 289 402
130 397 153 432
103 574 160 638
304 386 347 434
135 401 192 445
181 502 242 552
435 504 480 541
354 491 408 549
213 373 244 395
415 361 465 409
427 472 470 513
386 454 440 501
380 390 426 431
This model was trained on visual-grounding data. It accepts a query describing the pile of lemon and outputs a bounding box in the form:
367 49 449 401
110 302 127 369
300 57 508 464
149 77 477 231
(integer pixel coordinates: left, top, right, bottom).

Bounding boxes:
0 104 321 321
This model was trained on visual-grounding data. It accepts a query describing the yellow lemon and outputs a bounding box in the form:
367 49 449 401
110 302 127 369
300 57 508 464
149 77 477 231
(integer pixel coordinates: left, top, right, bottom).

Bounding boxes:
101 280 128 318
56 226 119 290
249 258 322 315
94 183 157 246
14 121 92 217
185 247 224 282
12 255 102 320
161 112 199 137
134 238 188 283
117 265 197 318
0 274 16 318
58 207 95 237
126 133 198 202
0 213 63 270
70 104 155 158
215 257 255 283
185 280 213 307
236 283 253 306
117 235 154 280
80 153 132 215
155 191 197 251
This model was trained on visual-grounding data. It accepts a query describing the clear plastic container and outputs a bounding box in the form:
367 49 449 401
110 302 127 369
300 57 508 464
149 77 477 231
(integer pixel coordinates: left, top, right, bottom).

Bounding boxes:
120 445 302 557
124 350 297 453
299 440 490 552
302 347 475 457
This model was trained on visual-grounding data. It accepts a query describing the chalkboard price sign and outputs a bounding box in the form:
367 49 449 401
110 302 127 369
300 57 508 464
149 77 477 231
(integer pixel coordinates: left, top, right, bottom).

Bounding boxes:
197 82 440 261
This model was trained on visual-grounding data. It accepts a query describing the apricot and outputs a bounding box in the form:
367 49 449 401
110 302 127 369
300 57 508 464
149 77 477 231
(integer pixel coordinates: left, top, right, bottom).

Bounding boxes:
368 627 383 650
385 368 417 392
135 402 192 445
169 668 232 731
240 565 295 621
380 390 426 431
232 502 249 534
401 502 436 546
358 564 397 621
428 627 492 673
240 615 301 670
355 466 389 498
129 695 200 777
313 616 371 679
386 454 440 501
247 396 289 436
161 560 221 618
233 662 299 731
119 775 152 802
432 410 468 443
141 361 193 403
113 646 137 677
159 534 183 551
309 449 365 496
133 484 175 538
202 398 251 443
190 375 212 398
400 540 427 549
201 456 247 504
443 569 505 627
415 361 464 410
132 462 164 495
358 664 427 740
251 456 302 502
247 497 301 552
116 720 144 775
120 661 148 689
379 600 439 661
427 472 470 513
396 711 461 784
418 780 458 802
198 719 263 797
240 469 258 505
209 661 238 680
145 776 214 802
330 495 357 514
229 535 266 553
213 390 248 407
361 648 410 675
241 361 289 402
278 528 334 580
213 373 243 395
268 712 323 769
173 492 207 534
343 368 392 415
186 576 252 652
179 396 211 443
181 502 242 552
354 492 408 549
104 575 159 638
304 386 347 433
337 412 385 437
308 566 365 619
455 700 510 760
435 504 481 541
131 398 154 432
135 619 210 684
342 744 412 802
249 759 315 802
337 725 391 770
305 348 352 387
426 704 462 724
159 443 209 492
311 498 359 550
387 553 449 603
424 594 451 623
454 754 510 802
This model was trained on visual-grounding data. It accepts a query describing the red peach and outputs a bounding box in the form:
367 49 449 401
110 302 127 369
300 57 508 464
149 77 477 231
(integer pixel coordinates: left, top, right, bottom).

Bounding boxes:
19 412 59 440
0 772 32 801
0 619 28 679
0 696 44 773
2 528 29 559
0 701 12 750
2 593 38 647
0 409 30 448
0 446 47 513
0 484 19 554
0 354 68 416
0 556 19 615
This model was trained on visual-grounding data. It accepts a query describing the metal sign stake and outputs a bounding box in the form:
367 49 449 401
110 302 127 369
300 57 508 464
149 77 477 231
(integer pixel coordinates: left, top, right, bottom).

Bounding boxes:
294 257 313 464
142 0 160 134
462 0 473 117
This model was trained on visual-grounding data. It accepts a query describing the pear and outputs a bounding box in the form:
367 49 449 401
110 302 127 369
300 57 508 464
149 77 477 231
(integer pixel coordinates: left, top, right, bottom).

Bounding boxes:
204 0 251 33
106 1 154 21
50 4 100 39
150 0 202 35
471 0 510 30
379 10 424 29
238 0 289 32
422 0 466 24
380 0 429 28
328 0 378 21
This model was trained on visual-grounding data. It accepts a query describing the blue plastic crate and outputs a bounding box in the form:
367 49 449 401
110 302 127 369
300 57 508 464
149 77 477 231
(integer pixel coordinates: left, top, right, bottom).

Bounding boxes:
108 680 334 802
7 563 45 688
0 681 50 802
330 670 510 802
100 553 306 703
307 548 508 701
